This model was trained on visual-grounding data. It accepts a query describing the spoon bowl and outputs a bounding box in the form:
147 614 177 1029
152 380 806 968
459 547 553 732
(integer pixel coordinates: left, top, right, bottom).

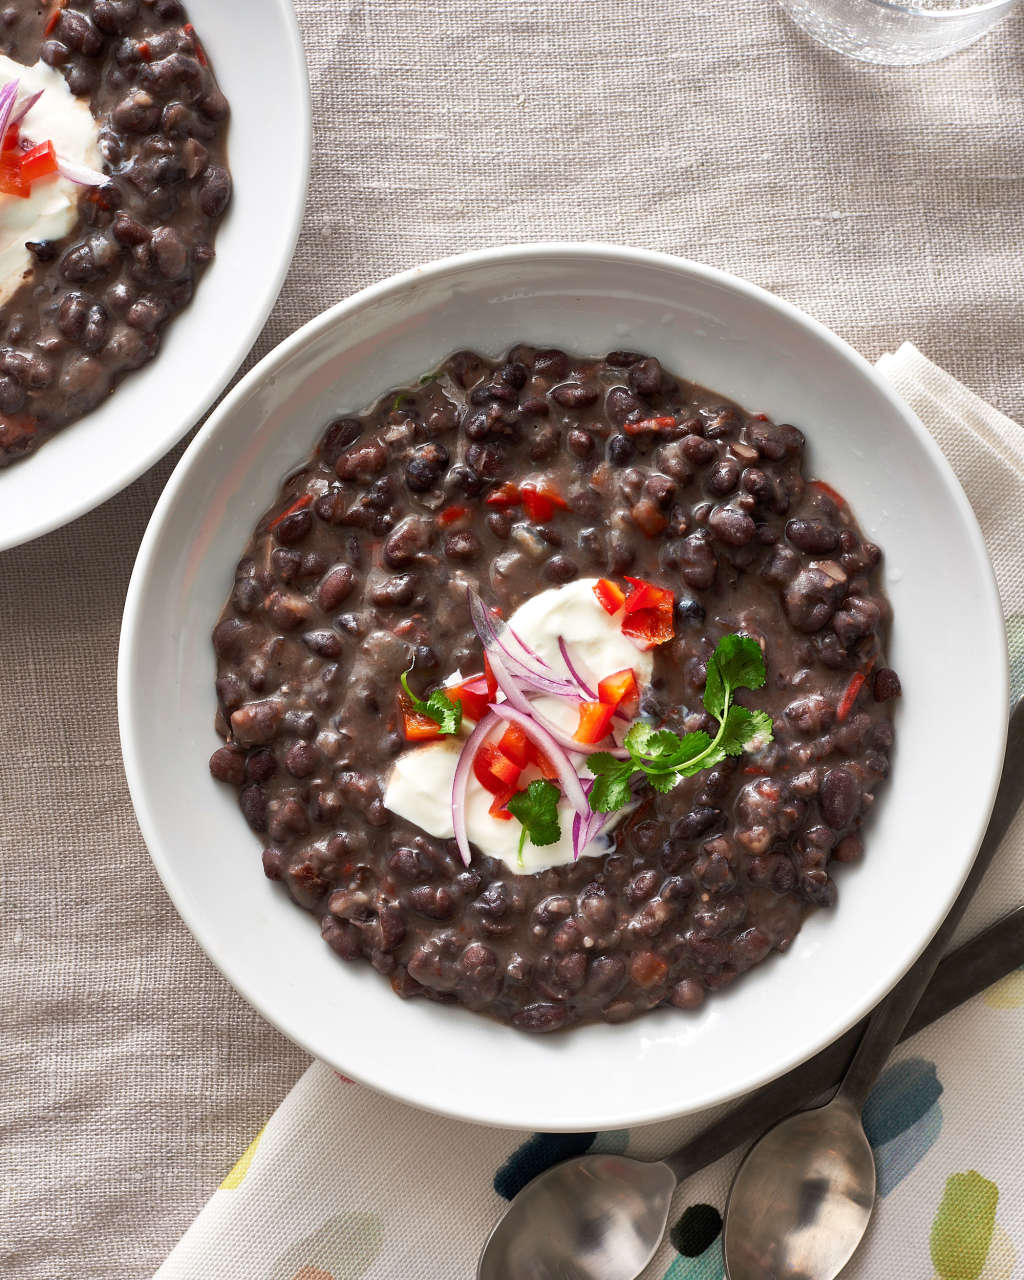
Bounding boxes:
722 1096 876 1280
476 1154 676 1280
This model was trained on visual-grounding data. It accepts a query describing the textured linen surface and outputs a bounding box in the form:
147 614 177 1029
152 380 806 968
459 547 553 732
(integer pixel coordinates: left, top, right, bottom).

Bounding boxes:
145 345 1024 1280
2 0 1023 1274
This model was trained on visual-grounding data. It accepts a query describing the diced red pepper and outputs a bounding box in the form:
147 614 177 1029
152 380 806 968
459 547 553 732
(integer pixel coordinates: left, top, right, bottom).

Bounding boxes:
837 671 866 722
497 723 531 768
473 742 522 795
809 479 846 508
183 22 208 66
399 694 442 742
19 141 57 184
623 416 677 436
593 578 626 615
446 680 489 722
520 482 569 523
437 504 469 526
743 764 770 776
0 157 28 198
529 743 559 780
483 653 498 703
485 481 520 508
574 700 616 744
597 668 639 716
2 125 19 153
621 577 675 648
268 492 312 530
43 1 65 37
138 40 152 61
488 786 517 821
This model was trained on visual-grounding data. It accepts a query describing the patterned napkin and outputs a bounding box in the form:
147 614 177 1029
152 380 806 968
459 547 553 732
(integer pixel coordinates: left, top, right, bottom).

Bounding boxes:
155 345 1024 1280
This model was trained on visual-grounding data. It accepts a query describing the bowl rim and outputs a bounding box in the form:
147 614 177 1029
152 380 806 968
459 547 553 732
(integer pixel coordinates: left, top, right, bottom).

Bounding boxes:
118 241 1008 1129
0 0 312 553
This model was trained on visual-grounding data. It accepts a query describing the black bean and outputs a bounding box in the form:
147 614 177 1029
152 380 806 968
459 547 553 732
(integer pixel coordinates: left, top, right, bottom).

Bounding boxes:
874 668 902 702
708 505 756 547
678 530 717 590
302 630 344 659
533 349 569 379
208 745 245 785
629 357 664 398
512 1003 567 1033
682 434 716 464
707 459 739 495
551 382 599 409
671 979 705 1011
93 0 139 34
316 564 355 610
405 442 449 492
199 165 232 218
606 385 644 427
819 768 860 829
369 574 416 607
672 807 724 840
567 428 594 457
239 784 268 832
784 568 839 633
607 434 635 465
786 519 840 554
273 508 313 546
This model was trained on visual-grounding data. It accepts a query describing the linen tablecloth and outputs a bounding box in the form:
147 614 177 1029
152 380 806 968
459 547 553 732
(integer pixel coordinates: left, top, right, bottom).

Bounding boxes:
3 3 1023 1276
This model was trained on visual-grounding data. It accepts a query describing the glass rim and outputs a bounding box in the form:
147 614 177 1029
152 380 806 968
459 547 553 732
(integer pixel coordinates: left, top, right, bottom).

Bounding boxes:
862 0 1016 17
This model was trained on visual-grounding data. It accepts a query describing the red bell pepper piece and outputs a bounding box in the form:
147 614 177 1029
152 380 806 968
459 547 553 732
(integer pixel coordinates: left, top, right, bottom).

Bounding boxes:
520 482 569 523
574 700 616 744
593 578 626 615
184 22 208 66
0 156 28 198
137 40 152 61
2 124 19 153
43 1 65 37
399 694 442 742
437 504 469 526
473 742 522 794
446 680 489 722
483 653 498 703
529 743 559 780
597 668 639 716
268 492 312 530
485 481 520 508
497 723 531 768
623 416 677 435
621 577 675 648
19 141 58 184
837 670 867 722
488 786 517 821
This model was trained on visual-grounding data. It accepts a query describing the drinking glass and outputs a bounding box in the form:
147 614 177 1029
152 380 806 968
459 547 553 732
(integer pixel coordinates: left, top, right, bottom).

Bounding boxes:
778 0 1019 64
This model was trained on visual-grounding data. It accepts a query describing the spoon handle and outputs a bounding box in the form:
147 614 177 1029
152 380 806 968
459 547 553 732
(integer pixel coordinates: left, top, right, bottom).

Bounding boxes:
839 695 1024 1109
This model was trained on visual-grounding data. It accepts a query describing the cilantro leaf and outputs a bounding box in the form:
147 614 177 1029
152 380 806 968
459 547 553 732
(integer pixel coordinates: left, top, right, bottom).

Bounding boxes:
588 770 634 813
400 669 463 735
584 633 773 814
507 780 562 854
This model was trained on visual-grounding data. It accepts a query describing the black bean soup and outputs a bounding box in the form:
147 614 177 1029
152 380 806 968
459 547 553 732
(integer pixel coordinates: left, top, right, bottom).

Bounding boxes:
0 0 231 465
209 346 900 1033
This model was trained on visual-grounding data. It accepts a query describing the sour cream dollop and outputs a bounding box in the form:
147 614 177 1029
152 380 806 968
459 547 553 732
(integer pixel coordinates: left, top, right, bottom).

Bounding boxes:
383 578 654 873
0 57 103 305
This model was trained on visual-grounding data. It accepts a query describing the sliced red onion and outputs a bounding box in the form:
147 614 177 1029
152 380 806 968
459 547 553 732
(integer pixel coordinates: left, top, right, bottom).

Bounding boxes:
488 704 591 817
9 88 42 129
451 710 501 868
572 785 608 861
557 635 596 698
0 80 19 144
484 647 533 716
508 623 550 667
56 155 107 187
467 589 580 699
528 701 629 759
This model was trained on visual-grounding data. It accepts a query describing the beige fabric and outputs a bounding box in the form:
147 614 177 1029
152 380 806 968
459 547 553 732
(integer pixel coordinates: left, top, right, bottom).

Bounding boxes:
3 3 1023 1276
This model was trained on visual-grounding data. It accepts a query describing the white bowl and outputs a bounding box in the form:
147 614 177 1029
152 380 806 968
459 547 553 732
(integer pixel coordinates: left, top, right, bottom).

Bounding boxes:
118 244 1007 1131
0 0 310 552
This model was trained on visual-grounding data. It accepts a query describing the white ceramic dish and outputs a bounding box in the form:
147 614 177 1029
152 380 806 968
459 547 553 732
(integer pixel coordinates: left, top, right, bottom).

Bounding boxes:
118 244 1007 1131
0 0 310 552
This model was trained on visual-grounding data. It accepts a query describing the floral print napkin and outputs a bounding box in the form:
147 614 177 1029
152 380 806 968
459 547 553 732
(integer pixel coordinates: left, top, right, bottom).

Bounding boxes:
155 345 1024 1280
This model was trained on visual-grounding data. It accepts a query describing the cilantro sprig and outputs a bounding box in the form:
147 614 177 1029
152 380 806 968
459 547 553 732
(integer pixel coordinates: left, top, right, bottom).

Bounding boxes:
507 779 561 864
400 669 463 735
587 634 773 813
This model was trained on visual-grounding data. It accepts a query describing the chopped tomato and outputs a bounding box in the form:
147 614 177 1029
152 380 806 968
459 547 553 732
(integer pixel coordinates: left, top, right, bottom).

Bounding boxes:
485 481 520 508
597 668 639 716
488 787 517 821
473 742 522 794
399 694 442 742
837 670 867 722
520 482 569 523
0 157 28 198
623 416 677 436
574 700 615 744
447 680 489 722
497 723 531 768
483 653 498 702
268 492 312 530
19 141 57 184
809 479 846 508
621 577 675 648
437 504 469 526
593 578 626 615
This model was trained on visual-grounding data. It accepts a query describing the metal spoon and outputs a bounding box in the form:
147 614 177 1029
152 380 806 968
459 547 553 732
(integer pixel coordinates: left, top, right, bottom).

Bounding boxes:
477 701 1024 1280
722 696 1024 1280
